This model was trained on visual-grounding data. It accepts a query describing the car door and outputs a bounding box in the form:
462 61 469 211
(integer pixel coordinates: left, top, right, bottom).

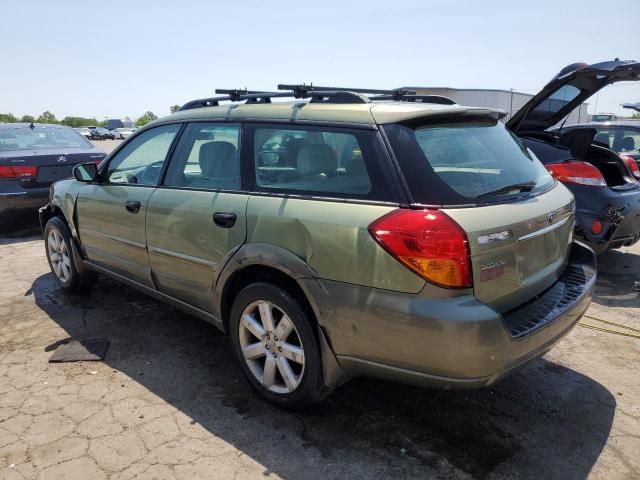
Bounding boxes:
76 123 181 287
145 122 248 313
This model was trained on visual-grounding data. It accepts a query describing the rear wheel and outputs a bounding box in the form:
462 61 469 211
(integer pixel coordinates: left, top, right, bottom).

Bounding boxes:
44 217 95 294
229 282 326 408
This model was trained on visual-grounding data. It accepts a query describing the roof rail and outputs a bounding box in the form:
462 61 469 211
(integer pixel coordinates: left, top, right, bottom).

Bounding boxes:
278 84 416 102
178 85 456 111
179 90 289 111
372 94 456 105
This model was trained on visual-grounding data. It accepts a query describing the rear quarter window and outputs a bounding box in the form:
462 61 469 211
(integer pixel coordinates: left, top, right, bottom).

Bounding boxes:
248 124 398 202
384 120 554 205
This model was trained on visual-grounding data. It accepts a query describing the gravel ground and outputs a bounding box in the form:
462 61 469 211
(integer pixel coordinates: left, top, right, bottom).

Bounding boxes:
92 139 122 154
0 214 639 479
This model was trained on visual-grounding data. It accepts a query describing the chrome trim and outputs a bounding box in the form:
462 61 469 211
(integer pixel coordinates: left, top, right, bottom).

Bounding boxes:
518 216 569 241
150 247 216 268
0 192 28 198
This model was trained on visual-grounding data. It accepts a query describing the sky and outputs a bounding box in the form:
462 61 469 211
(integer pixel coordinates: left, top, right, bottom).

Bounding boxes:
1 0 639 121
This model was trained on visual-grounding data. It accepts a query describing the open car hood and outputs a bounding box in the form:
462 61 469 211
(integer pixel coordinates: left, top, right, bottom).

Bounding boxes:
506 59 640 133
623 102 640 112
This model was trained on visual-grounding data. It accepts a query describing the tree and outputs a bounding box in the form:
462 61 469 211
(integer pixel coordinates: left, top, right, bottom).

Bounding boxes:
0 113 18 123
632 112 640 120
61 116 99 128
37 111 59 124
170 105 181 114
20 115 35 123
135 111 158 127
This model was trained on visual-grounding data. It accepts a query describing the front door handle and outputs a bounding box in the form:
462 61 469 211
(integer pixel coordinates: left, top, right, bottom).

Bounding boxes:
213 212 237 228
125 200 141 214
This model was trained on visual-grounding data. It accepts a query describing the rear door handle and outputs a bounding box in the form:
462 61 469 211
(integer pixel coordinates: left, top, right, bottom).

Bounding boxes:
125 200 141 214
213 212 237 228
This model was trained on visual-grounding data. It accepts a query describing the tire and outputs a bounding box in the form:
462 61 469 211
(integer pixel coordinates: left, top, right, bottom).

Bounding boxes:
229 282 326 409
44 217 95 294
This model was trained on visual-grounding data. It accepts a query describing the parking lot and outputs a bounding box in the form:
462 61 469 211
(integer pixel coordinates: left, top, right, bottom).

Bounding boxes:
0 160 639 479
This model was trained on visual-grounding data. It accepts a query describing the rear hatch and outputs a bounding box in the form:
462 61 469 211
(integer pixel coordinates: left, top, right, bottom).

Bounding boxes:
507 59 640 134
381 114 575 312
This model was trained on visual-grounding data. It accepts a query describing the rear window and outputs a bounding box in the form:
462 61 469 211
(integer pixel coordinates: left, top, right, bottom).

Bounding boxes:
384 120 554 205
528 84 581 122
0 125 91 151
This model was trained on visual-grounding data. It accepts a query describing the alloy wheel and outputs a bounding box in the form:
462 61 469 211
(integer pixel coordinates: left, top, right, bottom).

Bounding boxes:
238 300 305 394
47 228 71 283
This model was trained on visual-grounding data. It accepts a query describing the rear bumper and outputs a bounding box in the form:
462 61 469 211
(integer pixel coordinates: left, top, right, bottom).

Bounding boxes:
0 188 49 217
572 184 640 252
309 242 596 389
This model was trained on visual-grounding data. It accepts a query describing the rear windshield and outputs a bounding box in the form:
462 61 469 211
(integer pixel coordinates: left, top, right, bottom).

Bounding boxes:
384 120 554 205
0 125 91 151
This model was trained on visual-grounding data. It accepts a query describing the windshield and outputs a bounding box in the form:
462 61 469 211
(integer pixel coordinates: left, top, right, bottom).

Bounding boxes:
0 125 92 151
384 120 554 205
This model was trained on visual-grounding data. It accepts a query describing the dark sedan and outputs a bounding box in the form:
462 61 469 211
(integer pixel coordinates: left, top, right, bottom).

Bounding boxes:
508 59 640 254
553 122 640 179
90 127 116 140
0 123 107 219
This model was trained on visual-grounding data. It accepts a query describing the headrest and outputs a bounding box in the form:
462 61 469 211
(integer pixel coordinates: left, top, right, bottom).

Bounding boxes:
297 144 337 175
621 136 635 151
345 156 368 176
558 128 597 158
199 141 238 177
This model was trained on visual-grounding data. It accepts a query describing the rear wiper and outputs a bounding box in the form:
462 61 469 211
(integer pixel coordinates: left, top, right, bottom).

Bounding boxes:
477 181 537 199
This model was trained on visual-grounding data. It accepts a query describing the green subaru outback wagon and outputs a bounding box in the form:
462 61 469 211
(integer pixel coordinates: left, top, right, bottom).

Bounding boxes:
40 85 596 408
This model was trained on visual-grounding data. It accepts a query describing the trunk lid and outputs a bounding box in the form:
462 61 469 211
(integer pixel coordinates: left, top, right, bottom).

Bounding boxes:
0 148 106 188
507 59 640 134
444 183 575 313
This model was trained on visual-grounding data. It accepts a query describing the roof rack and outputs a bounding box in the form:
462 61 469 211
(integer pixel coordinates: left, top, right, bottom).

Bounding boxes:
277 84 416 102
179 90 289 111
178 84 456 111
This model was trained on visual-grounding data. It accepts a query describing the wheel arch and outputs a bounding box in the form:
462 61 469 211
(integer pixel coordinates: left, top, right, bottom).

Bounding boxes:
215 242 349 390
215 243 322 334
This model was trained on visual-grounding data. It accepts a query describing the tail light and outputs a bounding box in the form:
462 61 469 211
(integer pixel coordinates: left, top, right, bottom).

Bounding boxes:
368 209 472 289
621 155 640 180
0 165 38 179
545 160 606 187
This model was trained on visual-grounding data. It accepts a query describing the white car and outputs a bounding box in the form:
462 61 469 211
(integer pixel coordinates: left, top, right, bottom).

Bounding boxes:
112 128 136 139
74 127 92 139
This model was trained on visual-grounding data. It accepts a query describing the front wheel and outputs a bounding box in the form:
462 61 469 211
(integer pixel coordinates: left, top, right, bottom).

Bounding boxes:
229 282 326 409
44 217 95 294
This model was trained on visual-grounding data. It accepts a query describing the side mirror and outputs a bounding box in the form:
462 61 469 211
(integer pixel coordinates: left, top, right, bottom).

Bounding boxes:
73 162 98 182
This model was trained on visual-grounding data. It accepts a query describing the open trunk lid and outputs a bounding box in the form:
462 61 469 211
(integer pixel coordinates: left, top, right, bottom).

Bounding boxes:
506 59 640 134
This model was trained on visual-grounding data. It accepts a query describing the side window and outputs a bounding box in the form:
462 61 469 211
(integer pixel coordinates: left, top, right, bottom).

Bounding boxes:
254 127 372 196
619 129 640 153
163 123 241 190
106 124 180 185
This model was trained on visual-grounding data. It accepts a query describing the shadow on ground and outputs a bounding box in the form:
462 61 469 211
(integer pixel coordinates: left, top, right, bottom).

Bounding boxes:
0 211 41 244
592 249 640 309
28 271 615 479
